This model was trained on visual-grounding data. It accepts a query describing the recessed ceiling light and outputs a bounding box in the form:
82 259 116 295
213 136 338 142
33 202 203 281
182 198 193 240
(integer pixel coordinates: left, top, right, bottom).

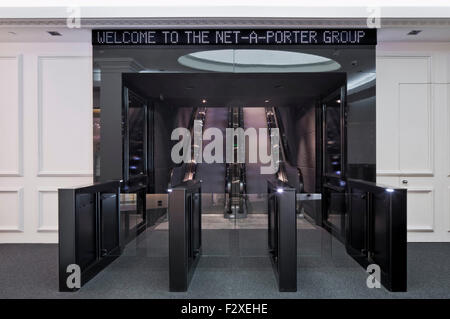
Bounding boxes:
407 30 422 35
8 31 16 35
348 72 376 91
178 49 341 73
47 31 62 36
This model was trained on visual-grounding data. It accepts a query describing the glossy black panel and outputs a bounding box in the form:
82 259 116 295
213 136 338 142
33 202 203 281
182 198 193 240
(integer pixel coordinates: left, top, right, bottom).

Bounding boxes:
327 191 346 232
124 89 148 180
322 178 346 240
346 189 367 255
59 181 121 292
346 179 407 292
75 193 97 270
267 181 297 292
128 108 146 176
101 193 119 255
347 91 376 182
324 97 343 177
372 192 389 270
169 180 202 292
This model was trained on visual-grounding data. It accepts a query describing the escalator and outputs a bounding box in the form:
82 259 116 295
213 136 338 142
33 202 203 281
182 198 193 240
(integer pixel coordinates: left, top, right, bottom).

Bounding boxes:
244 107 270 195
169 107 206 188
223 106 300 217
196 107 229 214
224 107 247 218
195 107 228 193
265 106 301 191
170 105 299 219
170 106 231 215
242 107 269 214
242 106 300 215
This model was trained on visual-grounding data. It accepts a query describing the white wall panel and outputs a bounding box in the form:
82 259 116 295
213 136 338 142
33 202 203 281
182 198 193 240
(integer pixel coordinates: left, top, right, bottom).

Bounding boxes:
407 188 434 232
0 41 92 243
447 84 450 178
399 83 433 175
0 56 22 176
376 57 400 175
37 189 58 232
0 188 24 232
377 43 450 242
393 57 430 83
376 56 431 176
38 56 92 176
447 85 450 235
448 187 450 233
376 176 399 187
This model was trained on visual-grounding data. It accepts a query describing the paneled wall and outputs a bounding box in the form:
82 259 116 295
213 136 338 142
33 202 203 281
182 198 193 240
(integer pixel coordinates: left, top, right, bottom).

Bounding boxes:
0 42 93 243
376 43 450 242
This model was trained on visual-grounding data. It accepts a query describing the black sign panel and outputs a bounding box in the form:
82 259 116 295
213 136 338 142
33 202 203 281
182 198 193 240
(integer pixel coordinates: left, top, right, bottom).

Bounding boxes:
92 29 377 46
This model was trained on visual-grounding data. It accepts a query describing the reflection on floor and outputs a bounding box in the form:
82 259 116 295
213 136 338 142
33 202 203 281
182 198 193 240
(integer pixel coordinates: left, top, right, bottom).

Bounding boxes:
1 214 450 298
155 214 316 230
201 193 268 214
326 214 343 230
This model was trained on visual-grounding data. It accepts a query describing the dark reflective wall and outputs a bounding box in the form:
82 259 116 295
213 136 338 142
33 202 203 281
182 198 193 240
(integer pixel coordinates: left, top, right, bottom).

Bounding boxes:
324 96 343 177
126 90 147 178
347 87 376 182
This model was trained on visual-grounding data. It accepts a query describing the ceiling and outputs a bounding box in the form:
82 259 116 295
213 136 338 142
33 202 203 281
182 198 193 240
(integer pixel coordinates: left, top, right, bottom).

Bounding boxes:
0 27 91 42
123 72 346 108
94 46 375 90
378 27 450 42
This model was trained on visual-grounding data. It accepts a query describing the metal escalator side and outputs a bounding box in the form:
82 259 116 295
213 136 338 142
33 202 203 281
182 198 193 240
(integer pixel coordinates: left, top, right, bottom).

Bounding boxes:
224 107 247 218
265 106 302 191
183 106 207 182
168 107 207 188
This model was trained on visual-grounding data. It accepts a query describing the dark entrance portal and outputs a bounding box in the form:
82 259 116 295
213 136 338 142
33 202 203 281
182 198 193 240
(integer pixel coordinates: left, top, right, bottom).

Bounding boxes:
120 72 347 200
118 72 347 292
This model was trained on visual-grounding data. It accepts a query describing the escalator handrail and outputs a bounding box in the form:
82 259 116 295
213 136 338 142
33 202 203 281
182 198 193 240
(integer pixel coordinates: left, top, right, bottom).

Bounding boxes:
265 107 289 183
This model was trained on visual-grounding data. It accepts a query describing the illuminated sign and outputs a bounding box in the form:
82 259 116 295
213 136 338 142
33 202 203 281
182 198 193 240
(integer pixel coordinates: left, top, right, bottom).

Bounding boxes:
92 29 377 46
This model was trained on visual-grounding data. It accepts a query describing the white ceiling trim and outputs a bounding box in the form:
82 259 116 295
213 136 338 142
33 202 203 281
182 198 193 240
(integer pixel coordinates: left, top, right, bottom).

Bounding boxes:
0 4 450 19
1 17 450 28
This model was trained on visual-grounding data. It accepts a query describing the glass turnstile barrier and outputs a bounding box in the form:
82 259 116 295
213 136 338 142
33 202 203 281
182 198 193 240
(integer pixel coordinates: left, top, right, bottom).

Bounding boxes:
168 180 202 292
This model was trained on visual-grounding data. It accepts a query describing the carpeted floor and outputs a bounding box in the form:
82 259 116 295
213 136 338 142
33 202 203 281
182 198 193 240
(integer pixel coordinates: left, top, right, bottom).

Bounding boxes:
0 216 449 299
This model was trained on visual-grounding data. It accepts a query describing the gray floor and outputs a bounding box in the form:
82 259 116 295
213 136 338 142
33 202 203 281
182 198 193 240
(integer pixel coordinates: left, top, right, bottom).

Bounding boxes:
1 216 450 299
